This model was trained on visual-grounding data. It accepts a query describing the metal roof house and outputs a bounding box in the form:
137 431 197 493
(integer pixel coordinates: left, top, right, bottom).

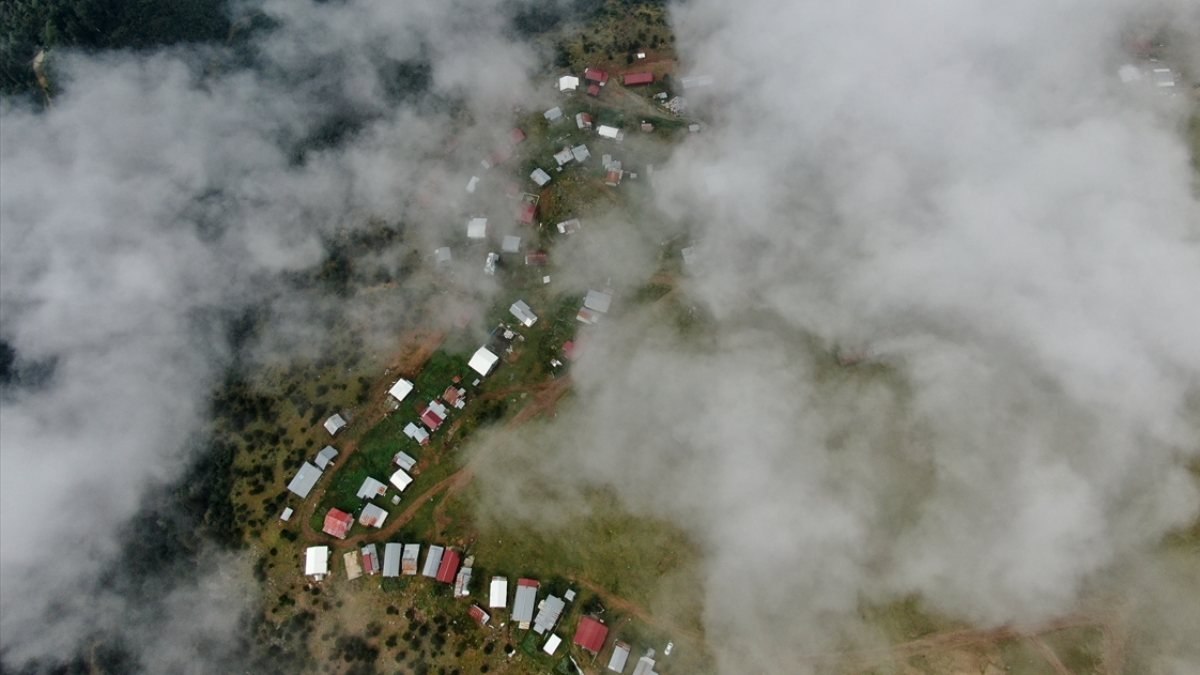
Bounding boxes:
467 217 488 239
533 595 566 634
389 469 414 492
403 422 430 445
356 476 387 500
287 462 323 499
623 72 654 86
558 75 580 91
323 413 348 436
509 300 538 327
556 218 581 235
544 106 564 123
584 289 613 313
502 235 521 253
314 446 339 470
393 451 417 471
436 549 462 584
631 652 659 675
361 544 380 575
402 544 420 575
571 144 591 162
512 578 540 628
576 112 593 129
434 246 452 264
388 378 414 402
469 605 491 626
382 543 403 577
574 616 609 654
359 503 388 528
597 125 624 141
454 563 473 597
607 641 631 672
530 168 552 186
305 546 330 580
584 67 609 84
323 508 354 539
489 576 508 608
420 400 448 431
468 347 500 377
543 634 562 655
422 545 445 578
553 147 575 166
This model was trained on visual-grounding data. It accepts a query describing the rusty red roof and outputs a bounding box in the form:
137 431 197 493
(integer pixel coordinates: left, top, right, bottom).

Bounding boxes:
573 616 608 653
436 549 461 584
322 509 353 539
623 72 654 86
518 202 537 224
584 68 609 84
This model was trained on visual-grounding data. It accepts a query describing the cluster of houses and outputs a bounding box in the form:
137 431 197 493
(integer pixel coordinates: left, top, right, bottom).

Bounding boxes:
303 541 664 673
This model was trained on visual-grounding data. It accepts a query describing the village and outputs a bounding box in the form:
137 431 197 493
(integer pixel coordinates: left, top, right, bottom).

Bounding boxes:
274 58 696 675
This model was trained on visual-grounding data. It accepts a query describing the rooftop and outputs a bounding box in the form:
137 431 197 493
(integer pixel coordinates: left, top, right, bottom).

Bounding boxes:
574 616 609 653
322 509 353 539
286 462 323 499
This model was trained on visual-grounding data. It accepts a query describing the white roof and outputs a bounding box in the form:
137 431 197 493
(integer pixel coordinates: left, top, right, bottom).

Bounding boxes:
631 655 658 675
280 507 294 522
597 125 622 140
383 543 403 577
608 642 631 672
434 246 452 263
571 144 591 162
484 251 499 276
305 546 329 577
543 634 562 655
388 379 414 402
393 451 417 471
314 445 339 469
558 75 579 91
423 545 445 577
357 476 387 500
1117 64 1142 84
544 106 564 121
466 176 479 193
323 413 347 435
531 168 552 186
489 576 508 608
502 235 521 253
533 595 566 634
403 422 429 444
286 462 323 499
584 289 613 313
554 148 575 166
467 217 488 239
389 469 414 492
556 218 581 234
359 503 389 528
510 300 539 327
468 346 500 376
513 581 539 623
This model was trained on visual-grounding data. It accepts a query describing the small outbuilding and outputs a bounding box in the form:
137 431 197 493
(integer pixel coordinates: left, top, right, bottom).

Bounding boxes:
558 75 580 91
509 300 539 327
502 235 521 253
543 634 562 655
323 413 348 436
388 378 414 403
389 469 414 492
393 450 417 471
468 347 500 377
576 112 593 129
314 445 339 470
530 168 552 186
434 246 452 264
469 605 491 627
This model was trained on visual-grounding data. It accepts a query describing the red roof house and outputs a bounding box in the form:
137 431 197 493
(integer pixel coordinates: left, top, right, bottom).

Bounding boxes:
322 508 354 540
586 83 601 97
583 67 609 84
524 251 548 266
623 72 654 86
573 616 609 653
517 202 537 225
469 604 490 626
436 549 461 584
511 128 527 144
420 406 445 432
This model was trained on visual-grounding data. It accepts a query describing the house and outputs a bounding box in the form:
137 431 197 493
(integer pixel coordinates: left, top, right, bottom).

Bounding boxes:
631 652 659 675
556 218 581 235
361 544 380 575
524 251 548 266
587 83 601 97
577 307 601 325
532 595 566 634
454 561 473 597
501 235 521 253
576 112 593 129
623 72 654 86
323 413 348 436
442 385 465 408
584 289 613 314
543 634 562 655
436 549 462 584
314 445 339 470
571 144 591 162
323 508 354 539
280 507 294 522
530 168 552 186
597 125 624 141
420 400 448 431
489 576 508 608
305 546 330 580
517 201 537 224
484 252 499 276
359 503 388 528
393 451 417 471
511 128 526 144
344 550 363 580
287 462 323 499
574 616 609 654
403 422 430 446
356 476 387 500
558 75 579 91
607 641 631 672
388 378 414 403
422 545 445 578
402 544 420 575
512 578 540 628
383 543 403 577
469 605 491 627
466 176 479 193
434 246 452 264
389 469 414 492
544 106 564 123
553 147 575 167
584 67 609 85
467 217 488 239
468 346 500 377
641 121 654 133
605 168 623 186
510 300 538 327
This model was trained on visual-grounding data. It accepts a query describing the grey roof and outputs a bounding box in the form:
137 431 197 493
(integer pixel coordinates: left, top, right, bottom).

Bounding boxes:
286 462 323 499
571 144 591 162
356 476 387 499
502 235 521 253
512 580 539 624
314 445 339 469
434 246 452 263
631 655 658 675
393 451 417 471
531 168 552 186
584 289 613 313
509 300 538 327
323 413 347 435
532 595 566 634
382 543 402 577
402 544 420 575
422 545 445 577
607 642 631 672
544 106 563 121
